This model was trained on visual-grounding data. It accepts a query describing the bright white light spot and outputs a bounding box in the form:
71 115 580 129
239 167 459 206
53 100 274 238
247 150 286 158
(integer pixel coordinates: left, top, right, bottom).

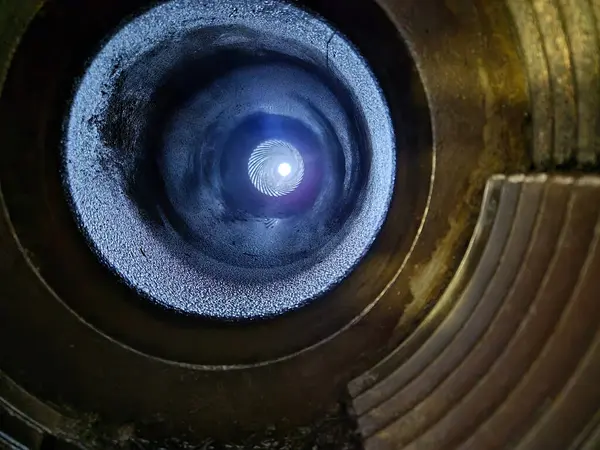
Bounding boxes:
249 140 304 197
278 163 292 177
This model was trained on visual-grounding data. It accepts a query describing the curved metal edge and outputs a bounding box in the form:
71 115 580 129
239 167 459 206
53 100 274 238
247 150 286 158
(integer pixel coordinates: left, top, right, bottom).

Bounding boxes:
0 371 87 449
348 175 503 397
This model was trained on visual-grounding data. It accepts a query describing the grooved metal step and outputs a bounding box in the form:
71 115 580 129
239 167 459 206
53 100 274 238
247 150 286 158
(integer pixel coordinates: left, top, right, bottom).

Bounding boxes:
348 179 505 399
350 175 600 450
507 0 600 167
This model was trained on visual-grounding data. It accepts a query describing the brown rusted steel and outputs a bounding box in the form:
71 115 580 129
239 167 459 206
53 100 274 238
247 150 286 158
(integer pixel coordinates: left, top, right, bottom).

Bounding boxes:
351 175 600 450
349 179 505 400
2 0 600 447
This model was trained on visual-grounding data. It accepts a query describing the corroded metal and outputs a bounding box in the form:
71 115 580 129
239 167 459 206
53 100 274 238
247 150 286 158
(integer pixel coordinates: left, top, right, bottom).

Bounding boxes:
352 175 600 450
4 0 599 448
507 0 600 167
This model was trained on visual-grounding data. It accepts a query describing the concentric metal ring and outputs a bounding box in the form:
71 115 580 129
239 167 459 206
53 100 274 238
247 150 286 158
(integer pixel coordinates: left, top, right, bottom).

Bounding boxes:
0 0 438 443
60 0 396 319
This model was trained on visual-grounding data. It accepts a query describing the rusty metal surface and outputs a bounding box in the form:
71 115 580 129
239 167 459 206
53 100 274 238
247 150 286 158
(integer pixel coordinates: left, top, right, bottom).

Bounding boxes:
6 0 600 448
348 177 504 399
507 0 600 167
354 175 545 432
4 0 584 447
352 177 514 416
361 0 530 370
351 175 600 450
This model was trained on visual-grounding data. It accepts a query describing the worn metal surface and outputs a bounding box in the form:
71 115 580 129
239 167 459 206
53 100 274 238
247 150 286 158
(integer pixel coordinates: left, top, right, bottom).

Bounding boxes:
0 0 531 447
507 0 600 167
348 177 504 399
352 175 600 450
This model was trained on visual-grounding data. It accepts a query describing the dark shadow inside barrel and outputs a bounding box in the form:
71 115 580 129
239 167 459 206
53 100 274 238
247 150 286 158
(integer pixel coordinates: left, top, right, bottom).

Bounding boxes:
100 28 369 272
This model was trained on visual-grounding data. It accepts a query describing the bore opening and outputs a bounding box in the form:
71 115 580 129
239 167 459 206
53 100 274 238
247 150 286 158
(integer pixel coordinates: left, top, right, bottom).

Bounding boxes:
63 0 395 319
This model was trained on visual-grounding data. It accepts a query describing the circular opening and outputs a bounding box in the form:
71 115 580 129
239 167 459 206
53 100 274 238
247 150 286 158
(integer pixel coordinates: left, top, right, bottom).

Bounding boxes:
63 0 395 320
249 140 304 197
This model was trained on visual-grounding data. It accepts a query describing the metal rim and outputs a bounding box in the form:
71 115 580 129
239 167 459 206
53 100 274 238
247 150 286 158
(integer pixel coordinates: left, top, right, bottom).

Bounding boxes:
0 0 530 444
